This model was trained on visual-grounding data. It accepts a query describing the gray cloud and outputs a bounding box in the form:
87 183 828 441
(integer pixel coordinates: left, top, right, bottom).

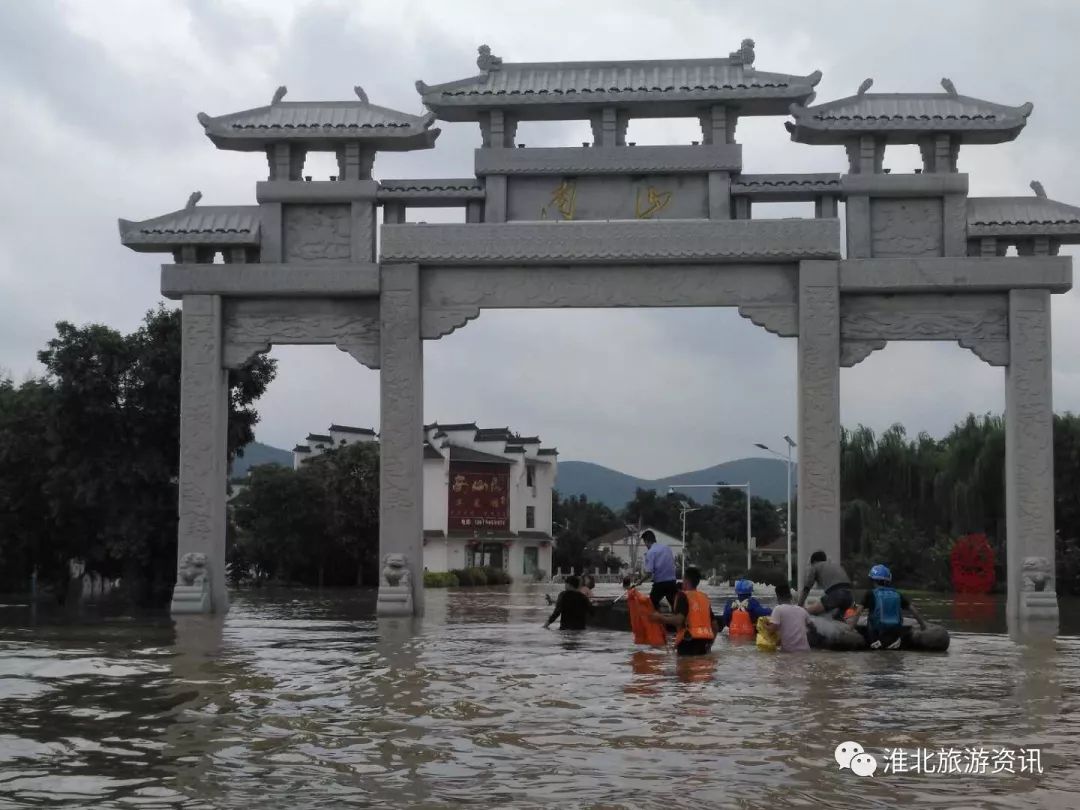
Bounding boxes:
2 0 1079 479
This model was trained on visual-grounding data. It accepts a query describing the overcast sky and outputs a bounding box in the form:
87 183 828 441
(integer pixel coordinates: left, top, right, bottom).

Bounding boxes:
2 0 1079 479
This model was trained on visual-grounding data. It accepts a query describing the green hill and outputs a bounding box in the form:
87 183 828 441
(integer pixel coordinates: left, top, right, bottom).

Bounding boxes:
555 457 794 509
231 441 293 479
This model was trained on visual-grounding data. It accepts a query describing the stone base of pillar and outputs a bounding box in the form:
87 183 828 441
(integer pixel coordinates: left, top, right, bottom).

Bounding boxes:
170 552 212 614
1019 591 1059 621
171 582 211 614
376 553 415 616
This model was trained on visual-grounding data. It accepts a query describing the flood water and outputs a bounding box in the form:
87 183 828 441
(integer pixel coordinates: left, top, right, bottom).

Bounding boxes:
2 585 1079 809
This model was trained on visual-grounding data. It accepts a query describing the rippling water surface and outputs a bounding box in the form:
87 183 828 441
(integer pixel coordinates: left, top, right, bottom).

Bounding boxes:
2 586 1080 809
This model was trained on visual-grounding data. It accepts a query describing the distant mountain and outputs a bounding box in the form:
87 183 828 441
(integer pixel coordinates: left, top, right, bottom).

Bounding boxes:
555 457 795 509
231 441 292 479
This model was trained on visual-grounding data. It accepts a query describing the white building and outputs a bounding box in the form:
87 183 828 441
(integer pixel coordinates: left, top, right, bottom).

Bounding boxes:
592 526 684 572
293 421 557 579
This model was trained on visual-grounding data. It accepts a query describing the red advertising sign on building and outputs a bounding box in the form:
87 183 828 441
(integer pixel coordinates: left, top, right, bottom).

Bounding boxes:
448 462 509 531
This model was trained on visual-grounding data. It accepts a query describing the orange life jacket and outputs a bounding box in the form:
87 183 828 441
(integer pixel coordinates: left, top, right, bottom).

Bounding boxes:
627 589 667 646
728 598 755 637
675 590 716 645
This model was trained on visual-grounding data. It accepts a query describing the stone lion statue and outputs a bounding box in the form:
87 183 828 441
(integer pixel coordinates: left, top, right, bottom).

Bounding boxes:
177 552 208 586
1021 556 1051 592
383 554 411 588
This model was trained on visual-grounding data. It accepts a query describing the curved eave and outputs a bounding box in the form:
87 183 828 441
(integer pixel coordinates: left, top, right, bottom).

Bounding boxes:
203 127 439 152
967 221 1080 240
420 76 821 122
117 208 260 253
786 120 1027 146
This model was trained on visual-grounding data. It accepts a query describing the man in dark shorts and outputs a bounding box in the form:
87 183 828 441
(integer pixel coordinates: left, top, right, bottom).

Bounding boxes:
543 575 593 630
633 530 679 610
798 550 854 620
652 567 717 656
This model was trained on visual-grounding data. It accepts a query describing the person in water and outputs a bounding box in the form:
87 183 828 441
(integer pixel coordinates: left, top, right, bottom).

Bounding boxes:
846 564 928 649
544 575 593 630
652 566 717 656
579 574 596 599
633 530 679 610
798 550 854 619
766 583 812 652
720 579 771 636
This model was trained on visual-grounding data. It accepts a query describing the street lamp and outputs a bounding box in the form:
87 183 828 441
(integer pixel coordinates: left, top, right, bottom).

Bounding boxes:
754 436 797 585
676 502 701 579
669 483 753 571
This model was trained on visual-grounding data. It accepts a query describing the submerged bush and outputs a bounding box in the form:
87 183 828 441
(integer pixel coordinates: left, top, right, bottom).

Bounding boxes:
424 571 459 588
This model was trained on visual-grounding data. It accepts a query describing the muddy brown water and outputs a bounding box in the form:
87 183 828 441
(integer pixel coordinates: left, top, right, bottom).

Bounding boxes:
2 585 1079 809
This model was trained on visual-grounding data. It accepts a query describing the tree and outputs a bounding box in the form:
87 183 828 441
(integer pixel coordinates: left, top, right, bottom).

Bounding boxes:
229 442 381 587
0 307 275 605
551 491 621 572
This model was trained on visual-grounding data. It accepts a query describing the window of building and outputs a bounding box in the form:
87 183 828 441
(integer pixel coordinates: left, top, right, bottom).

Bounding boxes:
526 506 535 529
526 465 535 488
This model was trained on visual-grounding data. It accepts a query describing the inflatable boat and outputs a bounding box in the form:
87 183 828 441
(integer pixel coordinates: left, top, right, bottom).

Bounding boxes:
807 615 950 652
582 597 949 652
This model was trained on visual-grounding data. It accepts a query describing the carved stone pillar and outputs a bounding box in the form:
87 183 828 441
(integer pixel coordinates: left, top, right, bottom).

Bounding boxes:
175 295 229 614
797 261 842 590
1005 288 1058 624
378 264 424 616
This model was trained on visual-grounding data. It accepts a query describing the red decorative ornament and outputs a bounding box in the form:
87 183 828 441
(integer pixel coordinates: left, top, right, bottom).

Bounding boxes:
950 533 996 593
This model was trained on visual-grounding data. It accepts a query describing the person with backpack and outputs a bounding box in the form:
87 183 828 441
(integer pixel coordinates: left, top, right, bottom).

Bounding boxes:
719 579 771 638
847 564 928 649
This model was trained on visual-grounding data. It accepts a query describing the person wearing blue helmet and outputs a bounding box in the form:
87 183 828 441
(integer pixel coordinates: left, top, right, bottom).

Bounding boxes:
720 578 771 637
846 564 928 649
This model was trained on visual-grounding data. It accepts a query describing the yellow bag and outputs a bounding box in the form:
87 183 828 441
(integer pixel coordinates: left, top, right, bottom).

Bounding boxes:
755 615 779 651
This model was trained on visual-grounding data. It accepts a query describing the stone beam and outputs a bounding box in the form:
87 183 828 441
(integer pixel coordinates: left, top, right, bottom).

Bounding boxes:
420 264 797 310
840 173 969 198
383 220 840 265
839 257 1071 294
161 263 381 299
474 144 742 175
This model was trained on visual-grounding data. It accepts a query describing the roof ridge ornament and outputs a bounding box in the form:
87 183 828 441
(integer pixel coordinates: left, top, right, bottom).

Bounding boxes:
185 191 202 210
1031 180 1047 198
354 86 369 104
477 44 503 72
941 77 958 97
728 37 755 65
271 85 287 105
857 78 873 96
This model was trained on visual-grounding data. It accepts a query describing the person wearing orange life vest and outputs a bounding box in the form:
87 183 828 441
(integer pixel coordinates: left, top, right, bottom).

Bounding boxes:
720 579 771 637
651 567 717 656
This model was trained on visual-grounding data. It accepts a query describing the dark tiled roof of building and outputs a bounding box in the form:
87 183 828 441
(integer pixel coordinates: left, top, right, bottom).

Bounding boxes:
306 433 332 442
293 445 311 453
330 424 376 435
517 531 553 540
424 443 444 459
197 91 440 151
419 47 821 120
433 422 479 431
788 81 1031 145
118 205 260 251
504 445 526 453
537 448 558 456
448 445 514 465
513 436 542 444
